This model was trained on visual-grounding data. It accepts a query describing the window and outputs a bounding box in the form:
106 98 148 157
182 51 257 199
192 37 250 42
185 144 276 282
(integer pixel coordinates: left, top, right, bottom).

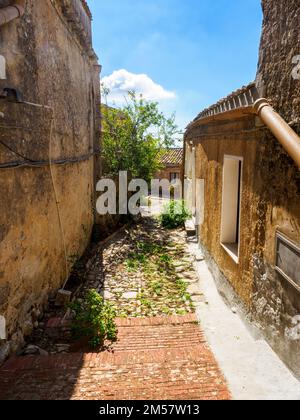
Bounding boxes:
0 55 6 80
220 156 243 263
275 232 300 292
170 172 180 182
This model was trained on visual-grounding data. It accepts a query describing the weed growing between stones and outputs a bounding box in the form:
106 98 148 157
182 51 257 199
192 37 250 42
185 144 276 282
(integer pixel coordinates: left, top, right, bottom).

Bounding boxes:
159 200 191 229
69 289 118 349
122 231 195 317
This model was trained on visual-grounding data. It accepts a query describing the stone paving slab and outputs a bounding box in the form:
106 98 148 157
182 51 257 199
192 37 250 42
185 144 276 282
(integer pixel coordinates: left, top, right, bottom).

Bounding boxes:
0 315 231 400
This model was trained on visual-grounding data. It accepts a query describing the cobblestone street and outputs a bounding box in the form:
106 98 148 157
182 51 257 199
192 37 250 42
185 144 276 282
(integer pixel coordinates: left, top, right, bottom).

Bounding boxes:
82 218 200 318
0 218 231 400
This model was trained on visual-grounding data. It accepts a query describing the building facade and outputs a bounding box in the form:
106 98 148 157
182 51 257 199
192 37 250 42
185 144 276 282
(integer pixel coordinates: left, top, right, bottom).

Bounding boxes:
155 148 183 183
0 0 101 360
184 0 300 377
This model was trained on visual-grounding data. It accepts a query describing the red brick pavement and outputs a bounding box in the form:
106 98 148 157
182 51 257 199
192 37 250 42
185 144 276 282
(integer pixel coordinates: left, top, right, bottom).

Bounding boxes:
0 314 231 400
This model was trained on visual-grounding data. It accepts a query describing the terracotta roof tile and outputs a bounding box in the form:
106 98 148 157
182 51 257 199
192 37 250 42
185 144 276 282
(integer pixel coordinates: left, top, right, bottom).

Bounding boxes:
190 82 259 125
160 148 183 166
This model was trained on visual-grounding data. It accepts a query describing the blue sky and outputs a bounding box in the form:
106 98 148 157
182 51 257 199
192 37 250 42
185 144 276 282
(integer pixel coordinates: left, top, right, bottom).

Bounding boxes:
89 0 263 131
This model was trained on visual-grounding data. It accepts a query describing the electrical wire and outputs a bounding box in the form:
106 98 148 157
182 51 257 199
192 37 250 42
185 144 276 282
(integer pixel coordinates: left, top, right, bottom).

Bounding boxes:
0 138 36 163
48 113 69 290
0 101 84 290
0 146 94 169
0 100 94 169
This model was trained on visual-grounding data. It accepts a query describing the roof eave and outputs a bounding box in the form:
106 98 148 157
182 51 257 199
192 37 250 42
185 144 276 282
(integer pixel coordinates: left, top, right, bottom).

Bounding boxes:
185 105 255 136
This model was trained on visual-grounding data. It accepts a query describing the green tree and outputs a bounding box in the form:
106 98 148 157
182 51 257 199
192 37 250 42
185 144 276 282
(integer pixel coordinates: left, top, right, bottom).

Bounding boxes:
101 89 179 183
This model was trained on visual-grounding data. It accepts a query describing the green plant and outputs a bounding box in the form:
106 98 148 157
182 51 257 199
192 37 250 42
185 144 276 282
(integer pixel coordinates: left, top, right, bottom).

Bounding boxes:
176 309 187 315
125 258 139 272
184 293 192 302
162 307 172 315
150 281 163 295
125 252 147 271
136 241 164 255
69 289 118 349
159 200 191 229
140 297 153 309
101 90 179 183
159 254 172 265
176 279 188 295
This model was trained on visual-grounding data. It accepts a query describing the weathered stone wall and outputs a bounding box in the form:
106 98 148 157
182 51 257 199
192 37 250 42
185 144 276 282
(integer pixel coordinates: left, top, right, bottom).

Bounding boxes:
256 0 300 122
186 113 300 377
251 126 300 376
252 0 300 376
0 1 100 359
185 0 300 377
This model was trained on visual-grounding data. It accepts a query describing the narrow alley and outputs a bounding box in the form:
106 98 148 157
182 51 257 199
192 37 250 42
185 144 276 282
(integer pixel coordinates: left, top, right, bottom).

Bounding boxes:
1 216 299 400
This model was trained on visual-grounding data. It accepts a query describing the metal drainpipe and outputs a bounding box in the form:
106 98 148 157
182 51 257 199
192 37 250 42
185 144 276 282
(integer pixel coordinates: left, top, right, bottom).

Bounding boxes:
253 98 300 169
0 1 25 27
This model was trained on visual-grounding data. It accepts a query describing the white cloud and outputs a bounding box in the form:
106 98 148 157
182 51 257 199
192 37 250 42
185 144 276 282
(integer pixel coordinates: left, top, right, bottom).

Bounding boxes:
102 69 176 104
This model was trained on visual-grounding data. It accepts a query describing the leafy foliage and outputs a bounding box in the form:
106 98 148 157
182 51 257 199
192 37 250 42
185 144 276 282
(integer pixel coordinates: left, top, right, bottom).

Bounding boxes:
70 289 118 349
101 89 179 183
159 200 191 229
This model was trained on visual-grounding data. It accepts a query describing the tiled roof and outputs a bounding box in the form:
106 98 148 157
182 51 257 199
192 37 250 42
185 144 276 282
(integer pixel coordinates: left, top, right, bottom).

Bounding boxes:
190 82 259 125
160 148 183 166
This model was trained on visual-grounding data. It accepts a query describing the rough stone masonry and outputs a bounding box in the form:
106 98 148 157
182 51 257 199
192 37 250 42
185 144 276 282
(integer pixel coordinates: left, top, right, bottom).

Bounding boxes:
0 0 101 362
